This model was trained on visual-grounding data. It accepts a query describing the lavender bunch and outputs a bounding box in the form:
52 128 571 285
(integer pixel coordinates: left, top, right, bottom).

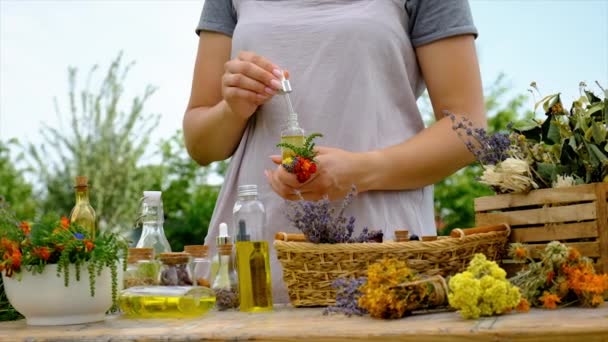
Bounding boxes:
448 112 512 165
350 227 383 243
323 277 368 316
286 185 358 243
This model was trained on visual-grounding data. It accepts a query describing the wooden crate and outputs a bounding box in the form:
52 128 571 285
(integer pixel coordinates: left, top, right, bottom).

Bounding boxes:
474 183 608 274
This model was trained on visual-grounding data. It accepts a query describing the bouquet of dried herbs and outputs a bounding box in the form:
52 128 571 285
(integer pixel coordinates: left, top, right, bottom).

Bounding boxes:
448 253 528 319
508 241 608 309
277 133 323 183
453 82 608 193
286 185 382 243
324 259 448 319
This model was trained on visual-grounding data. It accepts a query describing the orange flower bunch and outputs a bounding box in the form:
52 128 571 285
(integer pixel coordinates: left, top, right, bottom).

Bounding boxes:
509 241 608 309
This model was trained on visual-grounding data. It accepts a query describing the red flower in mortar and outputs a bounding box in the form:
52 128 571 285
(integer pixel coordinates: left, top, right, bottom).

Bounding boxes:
277 133 322 183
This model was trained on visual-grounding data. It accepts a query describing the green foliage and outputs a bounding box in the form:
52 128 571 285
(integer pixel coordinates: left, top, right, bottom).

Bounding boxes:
514 82 608 186
0 140 36 219
27 52 160 232
0 207 128 304
428 74 534 233
276 133 323 161
140 132 221 251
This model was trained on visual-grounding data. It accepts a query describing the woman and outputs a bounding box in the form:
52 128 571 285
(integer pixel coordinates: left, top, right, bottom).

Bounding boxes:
183 0 486 303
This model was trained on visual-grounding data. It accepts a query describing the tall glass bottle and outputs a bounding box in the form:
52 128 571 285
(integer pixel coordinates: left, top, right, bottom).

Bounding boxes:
69 176 96 238
234 184 273 312
136 191 171 255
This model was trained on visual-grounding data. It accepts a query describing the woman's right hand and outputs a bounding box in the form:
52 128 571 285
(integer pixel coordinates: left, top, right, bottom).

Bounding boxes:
222 51 284 120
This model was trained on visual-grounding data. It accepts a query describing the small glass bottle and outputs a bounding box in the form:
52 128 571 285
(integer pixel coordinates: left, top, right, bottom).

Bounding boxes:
234 184 273 312
136 191 171 255
123 247 160 288
184 245 211 288
280 113 305 160
159 252 192 286
69 176 97 238
278 72 305 160
212 222 239 311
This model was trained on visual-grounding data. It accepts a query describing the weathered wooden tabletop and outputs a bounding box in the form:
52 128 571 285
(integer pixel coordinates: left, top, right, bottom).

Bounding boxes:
1 305 608 341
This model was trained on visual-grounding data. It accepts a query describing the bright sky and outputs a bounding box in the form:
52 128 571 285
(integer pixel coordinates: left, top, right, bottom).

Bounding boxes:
1 0 607 161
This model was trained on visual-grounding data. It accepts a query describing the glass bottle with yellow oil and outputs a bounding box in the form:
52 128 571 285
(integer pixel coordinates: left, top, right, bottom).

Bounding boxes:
278 71 305 160
233 184 273 312
118 286 216 318
69 176 96 238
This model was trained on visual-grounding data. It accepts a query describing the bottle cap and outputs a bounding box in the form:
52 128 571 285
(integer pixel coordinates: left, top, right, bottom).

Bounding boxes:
216 222 231 246
183 245 208 258
143 191 162 205
237 184 258 197
279 70 292 93
75 176 88 187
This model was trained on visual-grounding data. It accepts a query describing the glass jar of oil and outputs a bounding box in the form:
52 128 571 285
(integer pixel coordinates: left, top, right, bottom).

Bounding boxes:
118 286 216 318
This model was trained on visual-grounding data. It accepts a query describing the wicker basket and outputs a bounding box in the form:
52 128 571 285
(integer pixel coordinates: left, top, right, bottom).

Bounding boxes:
274 224 510 307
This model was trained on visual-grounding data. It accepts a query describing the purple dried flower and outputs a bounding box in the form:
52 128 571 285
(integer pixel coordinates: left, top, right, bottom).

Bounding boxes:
447 112 512 165
323 277 368 316
286 185 359 243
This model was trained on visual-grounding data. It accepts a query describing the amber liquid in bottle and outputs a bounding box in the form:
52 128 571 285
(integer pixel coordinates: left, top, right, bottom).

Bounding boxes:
69 176 96 238
236 240 273 312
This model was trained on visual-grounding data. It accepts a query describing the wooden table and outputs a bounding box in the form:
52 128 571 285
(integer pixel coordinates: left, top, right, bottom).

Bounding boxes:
1 305 608 341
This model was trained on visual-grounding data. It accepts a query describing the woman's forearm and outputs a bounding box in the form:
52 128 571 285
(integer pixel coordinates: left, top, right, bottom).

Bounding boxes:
183 100 249 166
358 114 483 192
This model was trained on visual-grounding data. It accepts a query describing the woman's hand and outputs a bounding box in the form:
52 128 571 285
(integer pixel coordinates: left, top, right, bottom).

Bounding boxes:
222 51 285 120
265 146 368 201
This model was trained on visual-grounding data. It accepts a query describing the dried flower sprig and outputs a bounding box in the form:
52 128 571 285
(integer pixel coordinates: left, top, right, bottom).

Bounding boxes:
448 112 512 166
323 277 368 316
358 258 446 319
509 241 608 309
286 185 381 243
448 253 525 319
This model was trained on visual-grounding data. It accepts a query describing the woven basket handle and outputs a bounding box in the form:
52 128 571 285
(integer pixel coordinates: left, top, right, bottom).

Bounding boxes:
274 232 307 242
450 223 510 239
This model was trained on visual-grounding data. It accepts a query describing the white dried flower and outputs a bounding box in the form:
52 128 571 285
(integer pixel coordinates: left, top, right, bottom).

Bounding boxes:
552 175 576 188
500 158 530 174
479 158 538 193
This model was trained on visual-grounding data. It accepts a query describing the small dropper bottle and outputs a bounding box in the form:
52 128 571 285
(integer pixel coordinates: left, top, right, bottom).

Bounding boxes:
211 222 239 311
278 71 305 160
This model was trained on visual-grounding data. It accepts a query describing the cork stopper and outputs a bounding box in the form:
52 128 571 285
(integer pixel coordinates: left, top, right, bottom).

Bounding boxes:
183 245 208 258
159 252 190 265
218 244 233 256
75 176 88 188
127 247 154 264
422 236 438 242
394 230 410 242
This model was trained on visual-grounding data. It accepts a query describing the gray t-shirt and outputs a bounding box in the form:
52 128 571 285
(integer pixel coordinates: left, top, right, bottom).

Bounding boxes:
193 0 478 304
196 0 478 47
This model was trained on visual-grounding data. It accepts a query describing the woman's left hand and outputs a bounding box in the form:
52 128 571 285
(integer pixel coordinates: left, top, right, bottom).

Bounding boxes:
265 146 366 201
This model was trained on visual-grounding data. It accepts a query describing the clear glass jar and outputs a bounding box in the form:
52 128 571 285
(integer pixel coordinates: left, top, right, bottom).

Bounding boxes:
159 252 192 286
184 245 211 287
136 191 171 255
124 248 160 289
212 224 239 311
